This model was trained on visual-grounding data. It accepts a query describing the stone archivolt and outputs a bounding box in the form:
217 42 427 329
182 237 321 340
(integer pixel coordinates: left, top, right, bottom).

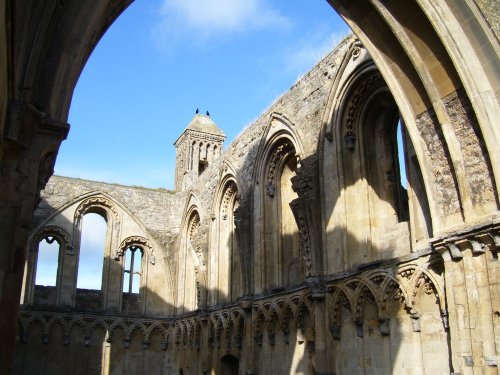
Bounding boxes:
31 225 73 252
117 236 155 265
74 195 120 221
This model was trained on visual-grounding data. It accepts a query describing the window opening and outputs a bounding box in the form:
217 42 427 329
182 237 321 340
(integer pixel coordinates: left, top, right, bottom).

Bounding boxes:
35 237 60 286
394 119 409 222
123 246 143 294
77 213 106 290
397 120 408 188
199 160 208 174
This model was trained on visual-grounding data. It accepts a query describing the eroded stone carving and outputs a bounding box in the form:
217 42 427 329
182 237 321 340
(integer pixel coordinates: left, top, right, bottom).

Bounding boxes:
266 141 294 197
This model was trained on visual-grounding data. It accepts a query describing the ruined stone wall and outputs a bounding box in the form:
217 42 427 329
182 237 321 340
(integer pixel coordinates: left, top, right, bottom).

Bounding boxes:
12 31 500 375
34 175 186 248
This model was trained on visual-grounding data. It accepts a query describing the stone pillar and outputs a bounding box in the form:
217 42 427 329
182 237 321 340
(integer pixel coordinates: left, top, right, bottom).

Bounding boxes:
57 243 78 308
309 285 330 374
0 102 68 373
240 299 256 374
199 314 211 374
433 222 499 373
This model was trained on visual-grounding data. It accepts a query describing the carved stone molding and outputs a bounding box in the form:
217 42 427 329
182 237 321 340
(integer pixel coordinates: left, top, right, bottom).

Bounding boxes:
265 140 295 197
290 199 313 276
17 310 171 349
326 258 446 340
31 225 73 253
291 174 313 197
343 73 383 150
252 292 313 346
117 236 155 265
74 196 119 221
221 181 238 220
431 220 500 261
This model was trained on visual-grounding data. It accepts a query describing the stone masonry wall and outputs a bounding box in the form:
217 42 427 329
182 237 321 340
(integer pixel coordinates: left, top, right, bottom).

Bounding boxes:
34 175 187 255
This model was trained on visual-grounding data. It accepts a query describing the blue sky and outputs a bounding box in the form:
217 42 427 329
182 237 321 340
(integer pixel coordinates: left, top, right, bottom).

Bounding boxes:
55 0 349 189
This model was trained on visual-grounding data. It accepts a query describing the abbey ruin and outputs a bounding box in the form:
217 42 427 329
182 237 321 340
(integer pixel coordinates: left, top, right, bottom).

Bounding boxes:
1 1 499 374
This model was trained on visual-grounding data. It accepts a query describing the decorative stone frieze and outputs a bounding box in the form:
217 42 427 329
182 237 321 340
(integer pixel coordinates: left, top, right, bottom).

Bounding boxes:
17 310 171 349
326 258 445 339
431 219 500 261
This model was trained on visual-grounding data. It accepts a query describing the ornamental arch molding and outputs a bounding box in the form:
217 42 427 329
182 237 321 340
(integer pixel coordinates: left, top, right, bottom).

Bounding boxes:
74 195 120 222
30 225 73 253
117 236 156 265
252 113 305 186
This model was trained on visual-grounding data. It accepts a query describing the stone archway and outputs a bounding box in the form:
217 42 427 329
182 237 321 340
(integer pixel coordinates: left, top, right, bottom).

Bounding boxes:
221 354 239 375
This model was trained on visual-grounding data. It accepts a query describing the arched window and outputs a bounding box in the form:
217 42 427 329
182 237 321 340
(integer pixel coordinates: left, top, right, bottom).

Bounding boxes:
34 236 60 287
23 226 73 306
179 208 204 312
77 212 107 290
261 137 301 291
322 59 433 272
221 354 239 375
123 246 143 294
198 142 208 174
214 180 242 303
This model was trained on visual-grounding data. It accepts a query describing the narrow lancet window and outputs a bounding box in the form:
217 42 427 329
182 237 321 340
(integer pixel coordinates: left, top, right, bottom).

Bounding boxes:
123 246 143 294
394 119 409 222
77 213 106 290
35 237 60 286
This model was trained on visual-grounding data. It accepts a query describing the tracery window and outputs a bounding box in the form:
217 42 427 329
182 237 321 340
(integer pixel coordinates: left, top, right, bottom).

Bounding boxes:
123 246 143 294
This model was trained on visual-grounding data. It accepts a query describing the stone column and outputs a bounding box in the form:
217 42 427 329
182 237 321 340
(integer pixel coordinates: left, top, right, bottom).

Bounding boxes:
308 285 330 374
240 299 256 374
433 222 499 373
0 102 68 373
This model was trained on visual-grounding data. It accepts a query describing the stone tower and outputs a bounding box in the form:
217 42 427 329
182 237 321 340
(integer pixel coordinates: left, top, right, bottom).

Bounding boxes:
174 112 226 191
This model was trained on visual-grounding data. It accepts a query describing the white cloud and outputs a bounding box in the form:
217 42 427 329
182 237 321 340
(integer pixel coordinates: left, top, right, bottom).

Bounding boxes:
153 0 290 47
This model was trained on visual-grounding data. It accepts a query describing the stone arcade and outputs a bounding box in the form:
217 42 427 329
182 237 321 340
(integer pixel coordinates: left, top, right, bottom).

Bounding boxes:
0 1 499 374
